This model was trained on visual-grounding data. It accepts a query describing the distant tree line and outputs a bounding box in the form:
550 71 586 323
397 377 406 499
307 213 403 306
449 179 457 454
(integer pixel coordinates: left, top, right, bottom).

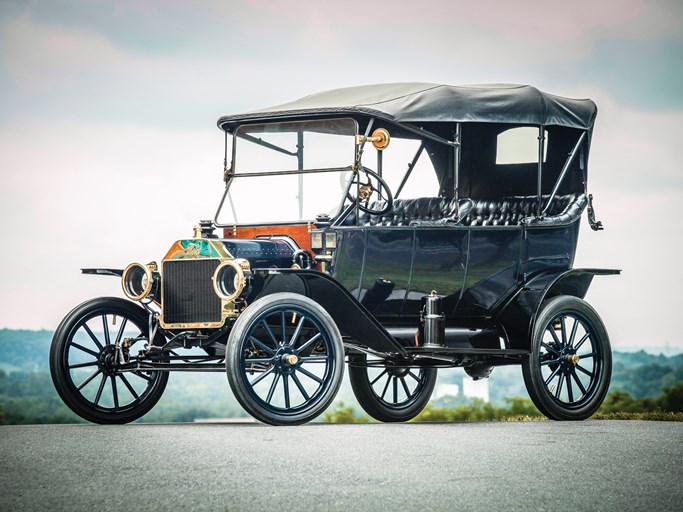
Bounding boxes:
1 329 682 425
323 383 683 424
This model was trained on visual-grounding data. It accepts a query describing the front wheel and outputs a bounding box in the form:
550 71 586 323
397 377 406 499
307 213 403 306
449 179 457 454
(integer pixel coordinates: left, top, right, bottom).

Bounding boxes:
522 296 612 420
349 355 437 422
226 293 344 425
49 297 168 424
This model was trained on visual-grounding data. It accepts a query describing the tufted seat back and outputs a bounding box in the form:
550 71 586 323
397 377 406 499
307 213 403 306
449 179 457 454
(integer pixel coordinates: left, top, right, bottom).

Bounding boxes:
344 194 585 228
463 195 580 226
347 197 468 227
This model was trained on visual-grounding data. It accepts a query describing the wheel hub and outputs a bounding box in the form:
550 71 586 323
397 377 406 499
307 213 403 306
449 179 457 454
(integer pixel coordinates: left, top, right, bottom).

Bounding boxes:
97 345 119 376
275 347 299 374
283 354 299 365
558 346 580 367
387 366 409 378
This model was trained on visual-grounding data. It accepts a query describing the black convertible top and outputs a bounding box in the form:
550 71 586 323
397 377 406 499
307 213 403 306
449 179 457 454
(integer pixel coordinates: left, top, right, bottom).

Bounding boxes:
218 83 597 132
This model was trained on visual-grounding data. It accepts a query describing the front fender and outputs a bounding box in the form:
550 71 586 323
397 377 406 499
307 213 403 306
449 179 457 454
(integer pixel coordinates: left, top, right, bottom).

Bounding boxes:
498 268 620 350
81 268 124 277
252 268 406 356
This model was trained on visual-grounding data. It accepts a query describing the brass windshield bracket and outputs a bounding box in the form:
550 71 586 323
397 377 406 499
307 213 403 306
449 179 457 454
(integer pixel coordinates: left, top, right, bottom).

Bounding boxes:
355 128 390 150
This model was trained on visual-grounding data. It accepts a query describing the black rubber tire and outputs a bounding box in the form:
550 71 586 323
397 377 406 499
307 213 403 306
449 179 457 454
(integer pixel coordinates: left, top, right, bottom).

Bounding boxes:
349 355 437 422
226 293 344 426
50 297 168 424
522 295 612 421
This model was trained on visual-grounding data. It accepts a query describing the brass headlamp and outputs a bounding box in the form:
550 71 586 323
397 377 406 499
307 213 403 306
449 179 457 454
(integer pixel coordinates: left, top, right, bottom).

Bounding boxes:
213 259 250 301
122 262 156 301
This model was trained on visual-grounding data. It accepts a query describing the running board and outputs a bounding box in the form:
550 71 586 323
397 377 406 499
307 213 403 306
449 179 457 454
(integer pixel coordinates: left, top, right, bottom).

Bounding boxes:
405 347 529 356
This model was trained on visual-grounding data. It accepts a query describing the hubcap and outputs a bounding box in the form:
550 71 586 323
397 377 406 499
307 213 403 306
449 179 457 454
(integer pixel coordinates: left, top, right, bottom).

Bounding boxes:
97 345 118 376
274 346 300 375
283 354 299 365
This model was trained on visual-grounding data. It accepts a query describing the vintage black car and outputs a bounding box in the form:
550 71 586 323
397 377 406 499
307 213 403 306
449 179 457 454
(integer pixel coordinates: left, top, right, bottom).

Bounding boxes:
50 83 619 425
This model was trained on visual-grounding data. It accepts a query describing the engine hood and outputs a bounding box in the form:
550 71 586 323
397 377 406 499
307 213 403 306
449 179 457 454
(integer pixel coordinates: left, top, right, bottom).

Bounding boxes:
163 238 295 268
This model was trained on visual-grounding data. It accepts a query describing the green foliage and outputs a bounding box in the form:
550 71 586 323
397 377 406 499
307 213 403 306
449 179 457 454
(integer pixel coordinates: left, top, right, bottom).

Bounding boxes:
322 397 545 424
0 329 53 372
611 350 683 369
610 363 683 398
659 383 683 412
0 369 84 424
322 384 683 424
322 402 369 423
411 397 544 423
480 352 683 404
0 367 249 425
598 382 683 414
1 329 682 425
592 412 683 421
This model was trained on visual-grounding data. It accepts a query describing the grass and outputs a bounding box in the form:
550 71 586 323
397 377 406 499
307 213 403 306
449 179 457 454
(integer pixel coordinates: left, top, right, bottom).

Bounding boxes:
592 411 683 421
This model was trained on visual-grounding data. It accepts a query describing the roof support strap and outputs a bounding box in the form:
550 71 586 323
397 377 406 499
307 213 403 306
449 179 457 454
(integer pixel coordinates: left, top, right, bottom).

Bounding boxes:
536 126 545 218
454 123 461 219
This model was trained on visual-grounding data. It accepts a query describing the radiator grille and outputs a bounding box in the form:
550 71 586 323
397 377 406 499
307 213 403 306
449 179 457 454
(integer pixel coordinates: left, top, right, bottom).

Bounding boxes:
162 259 222 325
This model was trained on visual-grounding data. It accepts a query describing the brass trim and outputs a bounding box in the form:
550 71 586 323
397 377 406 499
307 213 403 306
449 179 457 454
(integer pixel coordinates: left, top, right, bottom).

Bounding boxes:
284 354 299 365
121 262 154 301
569 354 581 365
356 128 391 150
159 257 237 330
212 259 248 302
371 128 390 150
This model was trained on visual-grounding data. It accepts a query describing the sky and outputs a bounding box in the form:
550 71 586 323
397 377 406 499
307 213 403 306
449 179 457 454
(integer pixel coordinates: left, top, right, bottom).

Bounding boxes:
0 0 681 352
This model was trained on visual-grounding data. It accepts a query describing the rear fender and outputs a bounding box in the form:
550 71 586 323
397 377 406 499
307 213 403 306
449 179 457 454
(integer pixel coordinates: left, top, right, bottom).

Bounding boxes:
498 268 620 350
253 269 406 356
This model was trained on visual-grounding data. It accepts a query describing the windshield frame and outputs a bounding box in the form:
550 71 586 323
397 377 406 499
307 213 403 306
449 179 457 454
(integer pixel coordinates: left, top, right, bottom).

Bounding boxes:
214 117 359 227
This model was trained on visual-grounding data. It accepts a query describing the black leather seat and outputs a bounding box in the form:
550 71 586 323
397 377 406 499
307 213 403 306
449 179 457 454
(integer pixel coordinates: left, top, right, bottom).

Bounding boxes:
343 194 585 228
463 194 586 227
346 197 471 227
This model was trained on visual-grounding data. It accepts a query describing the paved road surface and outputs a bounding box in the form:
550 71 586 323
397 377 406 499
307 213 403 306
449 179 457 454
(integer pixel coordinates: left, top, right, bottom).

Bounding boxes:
1 421 681 511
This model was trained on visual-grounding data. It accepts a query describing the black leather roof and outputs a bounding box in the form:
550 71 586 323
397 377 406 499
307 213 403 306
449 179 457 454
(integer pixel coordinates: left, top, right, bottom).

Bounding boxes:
217 83 597 132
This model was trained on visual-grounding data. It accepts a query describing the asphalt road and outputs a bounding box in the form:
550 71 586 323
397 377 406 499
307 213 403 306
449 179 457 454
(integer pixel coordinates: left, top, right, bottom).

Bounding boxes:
1 421 681 512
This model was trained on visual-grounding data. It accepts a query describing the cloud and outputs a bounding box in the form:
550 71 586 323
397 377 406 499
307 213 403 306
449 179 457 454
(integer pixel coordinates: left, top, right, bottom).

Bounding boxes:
1 15 127 88
2 0 681 131
0 15 279 127
587 95 683 191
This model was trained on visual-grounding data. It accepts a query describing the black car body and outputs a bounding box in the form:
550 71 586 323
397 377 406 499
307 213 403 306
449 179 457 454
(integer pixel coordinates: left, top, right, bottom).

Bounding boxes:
51 83 618 425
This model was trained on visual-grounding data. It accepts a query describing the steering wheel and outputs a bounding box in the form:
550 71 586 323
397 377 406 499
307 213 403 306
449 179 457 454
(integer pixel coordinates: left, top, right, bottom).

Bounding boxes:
345 167 394 216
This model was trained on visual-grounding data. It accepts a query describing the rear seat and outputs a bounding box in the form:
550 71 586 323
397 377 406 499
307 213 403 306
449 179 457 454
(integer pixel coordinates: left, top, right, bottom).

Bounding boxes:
344 194 586 227
464 194 585 226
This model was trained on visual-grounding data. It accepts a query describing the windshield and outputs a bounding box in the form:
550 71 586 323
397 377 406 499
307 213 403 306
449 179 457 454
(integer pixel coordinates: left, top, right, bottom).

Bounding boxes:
218 118 357 224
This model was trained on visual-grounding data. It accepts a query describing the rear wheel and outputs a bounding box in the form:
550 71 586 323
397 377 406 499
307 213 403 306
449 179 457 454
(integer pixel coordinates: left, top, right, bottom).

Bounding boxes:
49 297 168 424
349 355 437 422
522 296 611 420
226 293 344 425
